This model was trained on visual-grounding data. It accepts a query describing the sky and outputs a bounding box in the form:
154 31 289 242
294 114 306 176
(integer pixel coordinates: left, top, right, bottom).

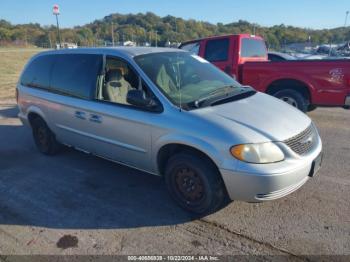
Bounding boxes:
0 0 349 30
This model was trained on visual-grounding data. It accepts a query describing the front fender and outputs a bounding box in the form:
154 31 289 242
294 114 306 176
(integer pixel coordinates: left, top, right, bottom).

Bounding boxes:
153 133 224 174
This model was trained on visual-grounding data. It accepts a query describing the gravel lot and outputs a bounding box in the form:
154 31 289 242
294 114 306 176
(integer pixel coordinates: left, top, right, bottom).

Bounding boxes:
0 102 349 259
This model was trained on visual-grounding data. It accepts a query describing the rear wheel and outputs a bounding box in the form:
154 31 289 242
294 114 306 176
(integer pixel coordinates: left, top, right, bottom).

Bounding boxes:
273 89 309 113
165 152 227 215
31 117 60 155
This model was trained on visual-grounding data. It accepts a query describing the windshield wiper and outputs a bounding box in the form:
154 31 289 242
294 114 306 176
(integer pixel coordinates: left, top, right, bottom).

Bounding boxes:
193 85 237 108
193 86 250 108
209 90 256 107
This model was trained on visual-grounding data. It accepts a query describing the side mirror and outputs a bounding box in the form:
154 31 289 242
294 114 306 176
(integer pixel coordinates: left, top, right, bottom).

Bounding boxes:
127 89 160 111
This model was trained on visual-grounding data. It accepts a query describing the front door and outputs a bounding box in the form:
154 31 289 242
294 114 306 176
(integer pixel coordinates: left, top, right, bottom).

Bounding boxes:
83 56 157 172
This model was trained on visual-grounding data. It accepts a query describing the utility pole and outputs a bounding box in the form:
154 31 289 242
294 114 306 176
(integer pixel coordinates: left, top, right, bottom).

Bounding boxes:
155 30 158 47
345 11 349 27
48 32 52 49
174 17 177 43
308 35 311 47
24 28 28 47
343 11 349 44
111 23 115 46
253 23 258 35
53 5 61 47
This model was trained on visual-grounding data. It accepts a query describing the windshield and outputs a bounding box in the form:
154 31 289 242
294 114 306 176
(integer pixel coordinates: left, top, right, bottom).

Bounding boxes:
134 52 243 108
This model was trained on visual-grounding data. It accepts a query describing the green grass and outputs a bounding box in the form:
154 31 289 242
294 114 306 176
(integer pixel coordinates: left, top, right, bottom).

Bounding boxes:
0 48 47 100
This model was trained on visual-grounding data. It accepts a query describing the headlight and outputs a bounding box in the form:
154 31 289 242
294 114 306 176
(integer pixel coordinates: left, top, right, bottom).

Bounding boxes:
230 142 284 164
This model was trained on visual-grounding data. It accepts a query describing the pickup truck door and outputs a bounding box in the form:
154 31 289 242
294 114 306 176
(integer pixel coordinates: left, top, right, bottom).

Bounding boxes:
200 37 235 76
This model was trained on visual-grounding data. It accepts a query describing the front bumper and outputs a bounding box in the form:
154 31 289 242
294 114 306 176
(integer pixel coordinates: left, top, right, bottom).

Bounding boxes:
220 139 322 202
220 162 313 202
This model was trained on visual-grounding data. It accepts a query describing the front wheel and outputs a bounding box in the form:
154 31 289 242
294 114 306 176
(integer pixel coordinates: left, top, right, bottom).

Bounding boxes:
273 89 309 113
164 152 228 215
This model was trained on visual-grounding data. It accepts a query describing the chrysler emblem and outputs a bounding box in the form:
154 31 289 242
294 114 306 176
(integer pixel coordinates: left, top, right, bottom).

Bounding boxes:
300 135 313 146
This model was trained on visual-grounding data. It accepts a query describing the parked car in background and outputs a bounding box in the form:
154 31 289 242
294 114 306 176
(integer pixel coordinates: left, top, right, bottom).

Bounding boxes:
17 47 322 214
268 51 296 61
180 34 350 112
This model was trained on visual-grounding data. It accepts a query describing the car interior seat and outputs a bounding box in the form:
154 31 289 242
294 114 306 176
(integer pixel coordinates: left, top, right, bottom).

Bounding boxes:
104 68 132 104
156 65 177 94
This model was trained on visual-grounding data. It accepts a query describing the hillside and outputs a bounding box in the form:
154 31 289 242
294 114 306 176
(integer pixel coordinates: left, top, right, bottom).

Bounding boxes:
1 12 350 49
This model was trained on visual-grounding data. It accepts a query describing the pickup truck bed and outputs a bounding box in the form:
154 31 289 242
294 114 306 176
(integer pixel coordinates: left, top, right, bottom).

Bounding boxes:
180 34 350 112
242 59 350 107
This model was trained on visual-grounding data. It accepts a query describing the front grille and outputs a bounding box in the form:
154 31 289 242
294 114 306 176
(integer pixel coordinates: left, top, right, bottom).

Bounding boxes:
284 124 317 155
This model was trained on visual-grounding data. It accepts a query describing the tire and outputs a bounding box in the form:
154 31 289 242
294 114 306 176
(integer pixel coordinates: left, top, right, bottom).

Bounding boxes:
31 117 60 155
164 152 227 215
308 105 317 112
273 89 309 113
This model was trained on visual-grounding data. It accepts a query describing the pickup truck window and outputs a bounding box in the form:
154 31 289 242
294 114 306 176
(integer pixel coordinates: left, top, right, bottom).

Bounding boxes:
204 39 229 62
241 38 267 58
21 55 55 89
180 42 200 55
51 54 103 100
135 52 242 109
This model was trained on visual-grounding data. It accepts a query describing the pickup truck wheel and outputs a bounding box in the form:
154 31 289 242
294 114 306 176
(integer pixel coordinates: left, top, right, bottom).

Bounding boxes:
32 117 60 155
165 152 227 215
308 105 317 112
273 89 309 112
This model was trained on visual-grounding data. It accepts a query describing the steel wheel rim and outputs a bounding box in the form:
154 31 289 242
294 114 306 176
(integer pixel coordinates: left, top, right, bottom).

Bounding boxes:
281 96 298 107
36 126 48 148
174 167 205 204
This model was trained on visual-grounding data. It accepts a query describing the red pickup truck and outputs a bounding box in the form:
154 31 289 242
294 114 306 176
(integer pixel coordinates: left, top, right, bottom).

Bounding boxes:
179 34 350 112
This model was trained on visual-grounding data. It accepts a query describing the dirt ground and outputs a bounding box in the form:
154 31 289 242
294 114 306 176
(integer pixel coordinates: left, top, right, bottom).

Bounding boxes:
0 48 44 101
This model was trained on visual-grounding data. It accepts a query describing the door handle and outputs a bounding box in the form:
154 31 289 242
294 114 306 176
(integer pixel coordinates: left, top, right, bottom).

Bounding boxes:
89 114 102 123
75 111 86 120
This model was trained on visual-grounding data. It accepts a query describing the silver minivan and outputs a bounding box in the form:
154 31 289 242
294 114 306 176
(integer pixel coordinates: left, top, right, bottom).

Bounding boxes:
17 47 323 214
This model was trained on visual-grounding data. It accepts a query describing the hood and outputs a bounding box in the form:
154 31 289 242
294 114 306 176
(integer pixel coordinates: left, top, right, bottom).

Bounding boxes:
194 92 311 142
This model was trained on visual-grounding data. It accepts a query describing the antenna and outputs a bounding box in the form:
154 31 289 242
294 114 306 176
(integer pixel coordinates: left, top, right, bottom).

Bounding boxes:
176 52 182 111
179 78 182 112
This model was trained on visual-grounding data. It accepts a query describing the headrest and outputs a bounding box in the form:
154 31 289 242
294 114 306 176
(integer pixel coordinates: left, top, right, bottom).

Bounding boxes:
106 69 122 82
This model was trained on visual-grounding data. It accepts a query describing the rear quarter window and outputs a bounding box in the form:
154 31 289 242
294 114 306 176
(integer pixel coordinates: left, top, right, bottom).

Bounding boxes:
241 38 267 58
50 54 103 99
204 39 229 62
20 55 55 89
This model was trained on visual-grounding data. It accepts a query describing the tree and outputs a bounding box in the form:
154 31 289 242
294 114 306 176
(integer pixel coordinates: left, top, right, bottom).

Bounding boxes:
1 13 350 48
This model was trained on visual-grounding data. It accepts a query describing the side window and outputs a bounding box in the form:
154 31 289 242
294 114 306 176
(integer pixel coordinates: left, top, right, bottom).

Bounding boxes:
98 57 145 106
204 39 229 62
51 54 102 99
21 55 55 89
180 42 200 55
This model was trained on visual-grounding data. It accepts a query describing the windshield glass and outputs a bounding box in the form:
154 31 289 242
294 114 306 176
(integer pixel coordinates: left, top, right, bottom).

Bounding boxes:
134 52 243 108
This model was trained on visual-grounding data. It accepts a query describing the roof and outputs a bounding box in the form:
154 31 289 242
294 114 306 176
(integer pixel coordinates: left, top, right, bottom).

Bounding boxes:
37 47 184 58
180 34 263 46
